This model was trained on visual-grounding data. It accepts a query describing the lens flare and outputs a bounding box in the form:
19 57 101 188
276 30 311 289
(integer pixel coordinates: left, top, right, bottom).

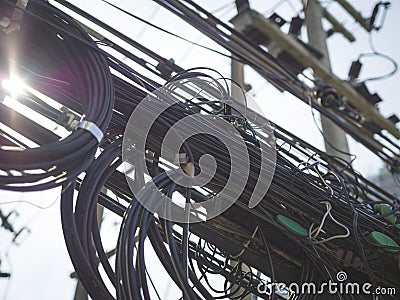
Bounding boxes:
1 77 23 96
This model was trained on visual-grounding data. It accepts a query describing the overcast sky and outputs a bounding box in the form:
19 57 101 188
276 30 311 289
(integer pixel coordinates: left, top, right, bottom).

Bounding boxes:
1 1 399 299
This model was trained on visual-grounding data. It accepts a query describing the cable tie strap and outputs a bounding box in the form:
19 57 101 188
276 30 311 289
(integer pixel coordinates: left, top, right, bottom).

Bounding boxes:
78 120 103 144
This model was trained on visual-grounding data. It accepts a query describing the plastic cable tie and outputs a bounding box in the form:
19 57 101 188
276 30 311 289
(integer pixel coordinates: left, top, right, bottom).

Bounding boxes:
78 120 103 143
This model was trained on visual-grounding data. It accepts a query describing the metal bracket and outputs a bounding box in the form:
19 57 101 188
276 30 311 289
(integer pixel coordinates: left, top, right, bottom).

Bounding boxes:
1 0 29 34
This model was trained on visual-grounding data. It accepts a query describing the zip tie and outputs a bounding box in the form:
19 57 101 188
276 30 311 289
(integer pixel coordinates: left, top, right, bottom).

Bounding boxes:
2 0 29 34
78 120 103 143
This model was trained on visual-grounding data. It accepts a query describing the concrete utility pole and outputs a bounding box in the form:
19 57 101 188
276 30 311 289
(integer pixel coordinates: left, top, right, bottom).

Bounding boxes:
231 58 246 102
304 0 351 162
73 204 105 300
230 58 253 300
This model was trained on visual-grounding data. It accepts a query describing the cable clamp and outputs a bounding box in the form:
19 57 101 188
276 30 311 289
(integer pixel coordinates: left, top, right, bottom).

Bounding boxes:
174 153 189 164
1 0 29 34
174 153 194 177
78 120 103 144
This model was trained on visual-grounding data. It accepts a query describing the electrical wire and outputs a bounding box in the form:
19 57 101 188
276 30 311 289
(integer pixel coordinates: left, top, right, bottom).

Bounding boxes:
0 0 115 191
1 1 399 299
355 32 399 83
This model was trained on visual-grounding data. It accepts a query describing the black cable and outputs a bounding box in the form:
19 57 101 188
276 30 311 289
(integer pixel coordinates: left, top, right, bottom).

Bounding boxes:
0 0 114 191
1 4 398 297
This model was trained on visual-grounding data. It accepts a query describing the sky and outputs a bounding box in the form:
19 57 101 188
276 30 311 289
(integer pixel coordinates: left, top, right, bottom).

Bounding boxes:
0 0 399 299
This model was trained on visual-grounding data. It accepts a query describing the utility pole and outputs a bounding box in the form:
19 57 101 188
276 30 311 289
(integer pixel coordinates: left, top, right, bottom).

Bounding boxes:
304 0 351 162
230 8 255 289
73 203 104 300
231 59 245 101
230 58 253 300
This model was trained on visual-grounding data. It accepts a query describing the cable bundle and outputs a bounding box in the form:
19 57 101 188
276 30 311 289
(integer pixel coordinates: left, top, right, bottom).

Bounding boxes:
61 133 123 300
60 66 399 299
0 0 114 191
0 1 399 299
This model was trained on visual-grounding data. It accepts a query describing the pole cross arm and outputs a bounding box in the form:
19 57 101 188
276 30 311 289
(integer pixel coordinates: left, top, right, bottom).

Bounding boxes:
247 11 399 139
